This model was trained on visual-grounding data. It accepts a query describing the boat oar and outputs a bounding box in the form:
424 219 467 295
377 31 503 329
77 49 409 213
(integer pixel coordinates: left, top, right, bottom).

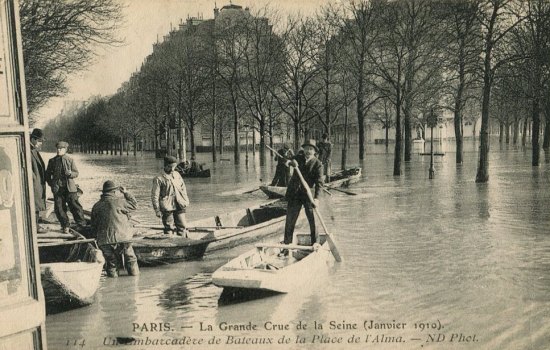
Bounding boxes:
133 224 243 230
325 186 357 196
242 187 261 194
294 167 343 262
265 144 343 262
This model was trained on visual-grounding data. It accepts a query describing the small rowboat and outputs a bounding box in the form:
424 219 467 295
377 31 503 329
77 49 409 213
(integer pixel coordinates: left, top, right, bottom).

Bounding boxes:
133 200 290 261
212 233 333 295
177 168 211 178
130 231 215 266
260 167 362 199
38 226 104 314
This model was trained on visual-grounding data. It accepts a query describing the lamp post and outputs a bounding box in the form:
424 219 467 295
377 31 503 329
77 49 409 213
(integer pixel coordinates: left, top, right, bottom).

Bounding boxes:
427 109 437 179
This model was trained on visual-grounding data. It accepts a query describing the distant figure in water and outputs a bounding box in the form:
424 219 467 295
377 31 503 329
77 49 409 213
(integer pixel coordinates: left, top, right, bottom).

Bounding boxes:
317 133 332 179
189 155 202 173
91 181 139 277
271 144 294 187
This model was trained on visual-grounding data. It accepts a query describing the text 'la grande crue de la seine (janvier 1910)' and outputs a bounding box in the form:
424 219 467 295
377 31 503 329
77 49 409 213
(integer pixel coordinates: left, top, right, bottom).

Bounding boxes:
80 319 481 347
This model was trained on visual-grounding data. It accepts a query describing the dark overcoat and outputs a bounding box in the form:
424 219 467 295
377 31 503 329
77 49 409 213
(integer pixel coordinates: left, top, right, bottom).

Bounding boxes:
30 146 47 211
285 154 324 201
91 192 137 245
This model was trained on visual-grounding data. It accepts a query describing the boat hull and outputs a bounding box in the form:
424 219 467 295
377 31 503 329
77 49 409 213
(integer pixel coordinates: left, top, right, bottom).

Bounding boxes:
40 246 104 314
178 169 211 178
212 234 333 294
131 234 214 266
190 200 289 253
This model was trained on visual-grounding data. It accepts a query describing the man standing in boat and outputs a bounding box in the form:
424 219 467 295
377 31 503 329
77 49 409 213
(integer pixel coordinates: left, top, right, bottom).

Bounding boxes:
30 128 47 233
91 181 139 277
151 156 190 236
270 144 294 187
281 140 324 256
318 133 332 180
45 141 87 233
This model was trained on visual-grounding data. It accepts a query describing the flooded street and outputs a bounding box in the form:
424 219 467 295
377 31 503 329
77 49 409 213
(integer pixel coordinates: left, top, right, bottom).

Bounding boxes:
44 141 550 350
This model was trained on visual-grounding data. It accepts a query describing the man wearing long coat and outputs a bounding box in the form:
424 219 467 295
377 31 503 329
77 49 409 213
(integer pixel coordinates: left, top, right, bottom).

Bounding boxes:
30 129 47 233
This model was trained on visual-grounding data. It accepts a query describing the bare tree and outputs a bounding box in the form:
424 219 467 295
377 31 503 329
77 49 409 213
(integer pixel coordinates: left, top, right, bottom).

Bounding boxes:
19 0 123 120
475 0 525 183
441 1 482 164
237 6 284 165
274 15 322 149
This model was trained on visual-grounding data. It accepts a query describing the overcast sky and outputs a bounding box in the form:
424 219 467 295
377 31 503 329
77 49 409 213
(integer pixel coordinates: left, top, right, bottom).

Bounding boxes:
33 0 329 127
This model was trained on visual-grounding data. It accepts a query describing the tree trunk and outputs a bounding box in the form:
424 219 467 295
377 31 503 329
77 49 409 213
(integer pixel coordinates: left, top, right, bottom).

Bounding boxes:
232 101 240 164
259 117 266 166
513 119 519 145
521 117 529 147
499 123 504 143
532 97 540 166
294 119 300 151
394 97 402 176
341 105 349 170
505 123 510 144
475 52 492 183
543 119 550 150
454 108 463 164
357 71 366 160
189 125 196 158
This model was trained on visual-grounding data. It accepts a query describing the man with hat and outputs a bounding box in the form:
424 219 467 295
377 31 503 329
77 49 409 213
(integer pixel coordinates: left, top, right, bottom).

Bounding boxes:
45 140 87 233
30 128 47 233
280 139 324 255
151 156 190 236
91 181 139 277
270 143 294 187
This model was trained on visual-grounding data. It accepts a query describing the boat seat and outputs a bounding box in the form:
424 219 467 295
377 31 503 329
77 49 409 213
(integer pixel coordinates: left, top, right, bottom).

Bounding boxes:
255 243 314 251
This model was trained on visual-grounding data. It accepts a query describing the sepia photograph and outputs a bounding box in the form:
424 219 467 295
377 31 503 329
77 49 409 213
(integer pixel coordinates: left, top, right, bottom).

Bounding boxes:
1 0 550 349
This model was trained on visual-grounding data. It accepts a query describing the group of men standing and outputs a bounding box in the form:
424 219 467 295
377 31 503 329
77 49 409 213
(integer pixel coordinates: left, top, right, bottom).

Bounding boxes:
30 129 86 234
30 127 332 273
30 129 190 278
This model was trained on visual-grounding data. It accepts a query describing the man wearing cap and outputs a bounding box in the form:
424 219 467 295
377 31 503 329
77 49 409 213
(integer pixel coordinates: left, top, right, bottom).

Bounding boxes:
151 156 190 236
270 144 294 187
30 129 47 233
91 181 139 277
45 141 86 233
281 139 324 255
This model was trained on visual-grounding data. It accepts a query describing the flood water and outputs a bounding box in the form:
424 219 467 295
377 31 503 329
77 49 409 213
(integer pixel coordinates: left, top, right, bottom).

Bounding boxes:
44 140 550 350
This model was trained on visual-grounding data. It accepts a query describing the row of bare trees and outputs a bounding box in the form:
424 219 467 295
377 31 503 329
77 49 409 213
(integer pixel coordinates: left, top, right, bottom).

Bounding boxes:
37 0 550 182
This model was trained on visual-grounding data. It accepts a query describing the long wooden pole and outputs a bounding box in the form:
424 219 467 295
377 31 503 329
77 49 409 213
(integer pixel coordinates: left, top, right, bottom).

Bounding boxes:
265 144 343 262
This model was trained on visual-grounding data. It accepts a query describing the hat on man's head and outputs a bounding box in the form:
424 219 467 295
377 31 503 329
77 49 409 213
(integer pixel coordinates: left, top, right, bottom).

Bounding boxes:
164 156 178 166
56 141 69 149
31 128 45 141
301 139 318 152
102 180 119 193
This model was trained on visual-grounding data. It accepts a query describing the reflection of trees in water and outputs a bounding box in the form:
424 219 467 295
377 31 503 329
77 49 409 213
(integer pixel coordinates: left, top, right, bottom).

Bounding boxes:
159 273 220 311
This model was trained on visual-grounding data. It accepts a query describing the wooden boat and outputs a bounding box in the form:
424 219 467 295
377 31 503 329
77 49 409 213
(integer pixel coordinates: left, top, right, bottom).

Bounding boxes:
260 167 362 199
189 199 288 252
47 199 290 264
212 233 333 294
130 230 216 266
134 200 290 259
177 168 211 178
38 226 104 314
